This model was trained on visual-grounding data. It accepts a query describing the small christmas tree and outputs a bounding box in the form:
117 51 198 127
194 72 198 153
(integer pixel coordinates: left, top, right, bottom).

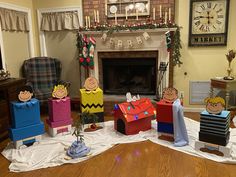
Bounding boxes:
72 118 84 143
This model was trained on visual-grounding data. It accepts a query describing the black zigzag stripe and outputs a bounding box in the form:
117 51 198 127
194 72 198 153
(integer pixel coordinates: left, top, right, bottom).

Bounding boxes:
81 104 104 109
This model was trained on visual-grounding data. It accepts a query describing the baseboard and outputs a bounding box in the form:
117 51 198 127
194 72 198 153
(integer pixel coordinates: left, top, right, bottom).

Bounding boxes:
183 107 205 113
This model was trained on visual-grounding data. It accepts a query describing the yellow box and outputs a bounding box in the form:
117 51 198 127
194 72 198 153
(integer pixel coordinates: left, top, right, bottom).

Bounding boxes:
80 88 104 113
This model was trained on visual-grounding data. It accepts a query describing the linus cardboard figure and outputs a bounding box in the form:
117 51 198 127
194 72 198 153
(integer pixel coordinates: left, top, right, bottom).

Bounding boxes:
204 97 225 115
18 85 33 102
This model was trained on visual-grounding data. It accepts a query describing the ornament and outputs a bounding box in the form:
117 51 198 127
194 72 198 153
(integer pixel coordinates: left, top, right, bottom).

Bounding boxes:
117 40 123 48
109 38 115 46
101 33 107 42
136 36 143 45
127 40 133 48
143 32 150 40
165 31 171 52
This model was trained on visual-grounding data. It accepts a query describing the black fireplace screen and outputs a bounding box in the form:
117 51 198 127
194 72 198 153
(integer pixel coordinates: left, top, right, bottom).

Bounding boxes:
102 58 156 95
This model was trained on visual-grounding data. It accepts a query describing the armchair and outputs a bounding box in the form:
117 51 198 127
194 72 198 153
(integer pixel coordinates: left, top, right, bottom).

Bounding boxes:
22 57 68 105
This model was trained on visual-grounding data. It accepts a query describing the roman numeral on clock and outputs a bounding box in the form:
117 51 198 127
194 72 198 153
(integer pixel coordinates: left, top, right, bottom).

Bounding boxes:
207 2 211 8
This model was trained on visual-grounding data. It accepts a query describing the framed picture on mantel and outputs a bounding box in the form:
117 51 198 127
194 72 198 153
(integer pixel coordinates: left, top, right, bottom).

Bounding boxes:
188 0 230 46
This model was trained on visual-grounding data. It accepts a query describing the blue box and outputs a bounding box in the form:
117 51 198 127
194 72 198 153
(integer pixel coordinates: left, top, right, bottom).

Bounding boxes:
9 122 45 141
157 122 174 134
10 98 41 128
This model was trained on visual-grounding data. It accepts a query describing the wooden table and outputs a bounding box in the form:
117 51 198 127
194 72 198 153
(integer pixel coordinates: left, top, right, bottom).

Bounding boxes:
210 78 236 110
0 78 25 141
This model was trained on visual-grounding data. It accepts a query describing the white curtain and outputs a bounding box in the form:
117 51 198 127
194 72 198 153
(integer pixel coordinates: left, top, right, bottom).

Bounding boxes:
0 8 29 32
40 11 80 31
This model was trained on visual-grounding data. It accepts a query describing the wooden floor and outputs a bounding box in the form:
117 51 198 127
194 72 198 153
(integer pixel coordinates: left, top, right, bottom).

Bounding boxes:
1 112 236 177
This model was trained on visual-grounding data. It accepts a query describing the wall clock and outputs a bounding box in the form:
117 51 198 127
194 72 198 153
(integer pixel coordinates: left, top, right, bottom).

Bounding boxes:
189 0 230 46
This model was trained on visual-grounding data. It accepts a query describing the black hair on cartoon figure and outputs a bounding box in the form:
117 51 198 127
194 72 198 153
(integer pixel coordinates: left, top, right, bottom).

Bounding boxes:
18 85 34 102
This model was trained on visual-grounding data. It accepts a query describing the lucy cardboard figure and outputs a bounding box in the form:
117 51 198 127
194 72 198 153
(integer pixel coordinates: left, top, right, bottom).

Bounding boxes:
9 85 44 149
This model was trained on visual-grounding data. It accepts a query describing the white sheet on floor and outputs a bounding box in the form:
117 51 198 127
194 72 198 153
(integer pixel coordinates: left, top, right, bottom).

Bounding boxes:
2 118 236 172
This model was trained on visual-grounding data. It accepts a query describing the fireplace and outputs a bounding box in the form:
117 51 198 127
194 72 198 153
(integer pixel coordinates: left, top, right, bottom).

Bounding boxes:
98 51 158 95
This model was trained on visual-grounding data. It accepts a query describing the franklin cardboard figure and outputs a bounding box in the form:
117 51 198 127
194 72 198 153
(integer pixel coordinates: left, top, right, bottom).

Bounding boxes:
162 87 178 103
204 97 225 115
18 85 34 102
84 76 99 91
52 84 68 99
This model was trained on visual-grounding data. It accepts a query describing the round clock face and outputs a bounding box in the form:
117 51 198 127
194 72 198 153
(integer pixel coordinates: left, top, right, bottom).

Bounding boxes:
192 1 227 34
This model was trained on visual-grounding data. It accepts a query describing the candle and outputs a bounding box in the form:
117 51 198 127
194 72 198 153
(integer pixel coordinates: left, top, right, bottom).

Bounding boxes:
153 7 155 20
105 0 107 16
94 10 97 23
125 8 128 20
164 11 167 24
160 5 162 18
88 16 91 28
97 10 100 23
169 8 171 21
85 16 88 28
115 12 117 25
136 9 138 20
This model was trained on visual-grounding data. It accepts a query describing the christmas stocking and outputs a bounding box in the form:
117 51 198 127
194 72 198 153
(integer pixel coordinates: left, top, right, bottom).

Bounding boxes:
79 36 89 67
165 31 171 52
87 37 96 69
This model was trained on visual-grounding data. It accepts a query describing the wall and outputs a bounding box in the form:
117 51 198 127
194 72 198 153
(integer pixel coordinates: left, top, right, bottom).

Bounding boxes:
174 0 236 109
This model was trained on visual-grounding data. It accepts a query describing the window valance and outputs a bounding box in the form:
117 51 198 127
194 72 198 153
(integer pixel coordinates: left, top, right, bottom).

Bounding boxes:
40 11 80 31
0 8 29 32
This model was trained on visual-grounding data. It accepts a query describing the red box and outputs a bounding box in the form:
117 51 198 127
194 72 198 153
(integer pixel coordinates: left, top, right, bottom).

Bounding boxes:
156 100 173 123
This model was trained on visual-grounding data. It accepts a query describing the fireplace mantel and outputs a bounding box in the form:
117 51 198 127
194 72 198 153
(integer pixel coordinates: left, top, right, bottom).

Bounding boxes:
80 28 176 89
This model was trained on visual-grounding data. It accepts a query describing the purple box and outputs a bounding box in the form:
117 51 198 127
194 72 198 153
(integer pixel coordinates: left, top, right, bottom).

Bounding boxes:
48 97 72 122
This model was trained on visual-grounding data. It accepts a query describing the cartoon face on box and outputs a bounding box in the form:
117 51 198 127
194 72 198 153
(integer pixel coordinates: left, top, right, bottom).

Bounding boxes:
162 87 178 103
205 97 225 114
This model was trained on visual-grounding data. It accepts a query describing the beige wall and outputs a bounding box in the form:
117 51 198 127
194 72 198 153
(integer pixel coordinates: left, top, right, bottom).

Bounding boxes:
2 31 29 77
175 0 236 109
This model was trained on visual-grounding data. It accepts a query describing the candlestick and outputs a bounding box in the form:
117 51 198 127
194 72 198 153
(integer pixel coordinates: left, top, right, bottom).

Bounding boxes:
125 8 128 20
115 12 117 25
88 16 91 28
94 10 97 23
105 0 107 16
136 9 138 21
169 8 171 21
97 10 100 23
153 7 155 20
164 11 167 24
160 5 162 18
85 16 88 28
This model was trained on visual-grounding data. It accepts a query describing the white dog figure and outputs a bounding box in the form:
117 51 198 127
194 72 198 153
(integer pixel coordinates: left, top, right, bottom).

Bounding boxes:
126 92 140 102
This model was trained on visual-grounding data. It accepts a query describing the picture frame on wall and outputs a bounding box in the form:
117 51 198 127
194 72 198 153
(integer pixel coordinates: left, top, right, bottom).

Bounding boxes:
188 0 230 46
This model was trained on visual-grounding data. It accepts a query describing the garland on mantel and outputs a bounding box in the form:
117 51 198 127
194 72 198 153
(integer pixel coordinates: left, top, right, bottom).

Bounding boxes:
76 22 183 67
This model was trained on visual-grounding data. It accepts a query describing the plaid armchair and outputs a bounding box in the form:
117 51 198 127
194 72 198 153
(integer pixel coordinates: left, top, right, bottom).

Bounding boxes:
22 57 64 104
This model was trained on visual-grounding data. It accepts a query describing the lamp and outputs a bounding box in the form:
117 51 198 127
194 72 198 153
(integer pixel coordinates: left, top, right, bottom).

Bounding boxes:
224 50 236 80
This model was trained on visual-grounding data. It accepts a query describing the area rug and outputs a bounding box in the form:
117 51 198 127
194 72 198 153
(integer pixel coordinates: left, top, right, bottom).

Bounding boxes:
2 118 236 172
